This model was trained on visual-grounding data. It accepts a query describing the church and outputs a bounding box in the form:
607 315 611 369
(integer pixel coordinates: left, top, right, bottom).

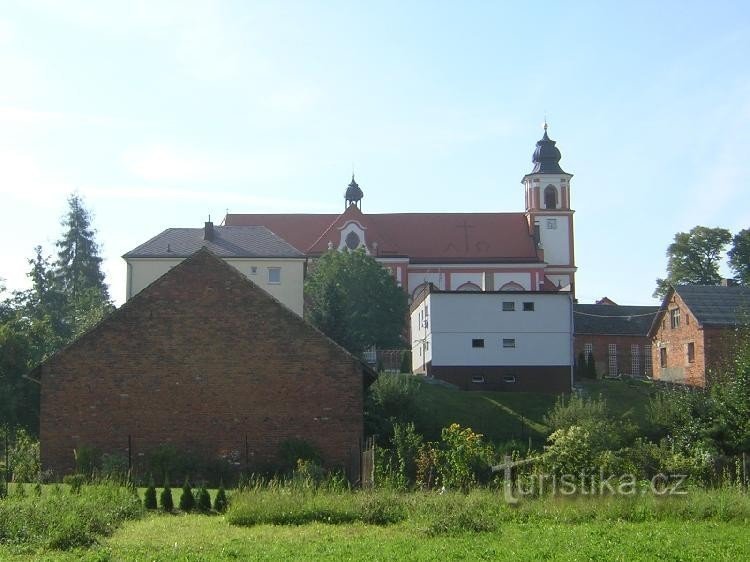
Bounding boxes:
224 125 576 299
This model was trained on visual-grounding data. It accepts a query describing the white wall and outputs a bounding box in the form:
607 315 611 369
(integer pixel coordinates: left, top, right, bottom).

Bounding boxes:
410 298 432 372
451 272 482 289
494 272 532 290
126 257 305 316
537 215 570 266
419 292 572 367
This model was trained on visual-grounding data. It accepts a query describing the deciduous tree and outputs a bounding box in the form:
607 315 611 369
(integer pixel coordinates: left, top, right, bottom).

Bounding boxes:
728 228 750 286
305 249 408 356
654 226 732 298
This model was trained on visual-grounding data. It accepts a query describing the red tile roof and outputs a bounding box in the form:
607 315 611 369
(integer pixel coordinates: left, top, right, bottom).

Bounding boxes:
225 208 539 262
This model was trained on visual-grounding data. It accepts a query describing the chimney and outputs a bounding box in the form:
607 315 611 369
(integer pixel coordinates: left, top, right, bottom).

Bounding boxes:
721 278 737 287
204 220 214 241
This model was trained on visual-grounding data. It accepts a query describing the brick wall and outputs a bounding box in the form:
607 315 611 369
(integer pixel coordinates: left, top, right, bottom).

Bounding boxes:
574 335 653 378
651 292 706 386
39 249 364 477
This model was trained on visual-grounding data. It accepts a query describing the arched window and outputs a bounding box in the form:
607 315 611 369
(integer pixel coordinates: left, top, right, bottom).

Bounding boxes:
411 283 429 300
456 282 481 292
544 185 557 209
499 281 524 291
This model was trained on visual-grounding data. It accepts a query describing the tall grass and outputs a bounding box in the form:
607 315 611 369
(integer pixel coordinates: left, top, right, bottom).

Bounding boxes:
227 485 750 535
0 482 144 550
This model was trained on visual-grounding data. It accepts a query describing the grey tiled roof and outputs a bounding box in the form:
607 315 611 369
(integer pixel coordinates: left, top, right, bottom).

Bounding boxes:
675 285 750 327
574 304 660 336
123 226 304 259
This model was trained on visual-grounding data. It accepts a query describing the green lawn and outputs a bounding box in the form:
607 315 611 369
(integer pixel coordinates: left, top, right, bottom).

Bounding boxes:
1 515 747 561
410 376 656 444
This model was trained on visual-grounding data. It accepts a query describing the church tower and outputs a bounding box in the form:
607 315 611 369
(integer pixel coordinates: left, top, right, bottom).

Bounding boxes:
523 124 576 295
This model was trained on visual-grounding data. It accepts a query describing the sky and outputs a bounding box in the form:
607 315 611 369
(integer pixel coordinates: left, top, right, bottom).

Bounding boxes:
1 0 749 306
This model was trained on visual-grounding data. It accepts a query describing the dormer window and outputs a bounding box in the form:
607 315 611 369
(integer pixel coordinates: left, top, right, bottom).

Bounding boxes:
544 185 558 209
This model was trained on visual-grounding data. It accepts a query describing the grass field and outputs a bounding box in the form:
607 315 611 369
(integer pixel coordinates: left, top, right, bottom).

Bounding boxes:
411 376 655 444
1 512 748 561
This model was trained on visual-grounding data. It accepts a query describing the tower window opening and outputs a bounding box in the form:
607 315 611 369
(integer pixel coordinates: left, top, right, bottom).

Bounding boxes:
544 185 558 209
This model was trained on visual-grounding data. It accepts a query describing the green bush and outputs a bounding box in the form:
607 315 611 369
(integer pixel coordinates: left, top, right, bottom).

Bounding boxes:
63 474 85 494
8 429 40 482
278 439 323 473
391 422 423 488
178 478 195 512
213 481 228 513
143 475 157 510
400 350 411 374
73 445 99 477
100 452 129 480
439 424 492 491
160 478 174 512
197 485 211 513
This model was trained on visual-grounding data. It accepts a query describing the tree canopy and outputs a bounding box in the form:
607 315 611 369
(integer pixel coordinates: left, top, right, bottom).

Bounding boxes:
305 249 408 356
728 228 750 286
1 194 112 433
654 226 732 298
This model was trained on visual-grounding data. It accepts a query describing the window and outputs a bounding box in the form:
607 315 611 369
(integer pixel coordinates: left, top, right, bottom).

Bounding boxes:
502 301 515 311
503 375 516 383
584 343 593 361
544 185 558 209
687 342 695 364
631 344 640 376
546 218 557 230
670 308 680 329
250 266 258 275
471 375 485 384
644 345 652 374
345 231 360 250
523 302 535 311
502 338 516 348
660 347 667 368
472 339 485 348
608 343 617 376
268 267 281 284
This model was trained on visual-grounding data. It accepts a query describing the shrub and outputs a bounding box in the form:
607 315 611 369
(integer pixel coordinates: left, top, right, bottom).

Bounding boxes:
292 458 327 487
415 443 440 490
392 422 423 488
160 478 174 512
73 445 99 477
143 475 157 510
100 452 129 480
439 424 492 491
8 429 40 482
278 439 322 473
197 485 212 512
213 481 228 512
400 350 411 374
369 373 420 424
541 425 597 477
179 478 195 512
63 473 85 494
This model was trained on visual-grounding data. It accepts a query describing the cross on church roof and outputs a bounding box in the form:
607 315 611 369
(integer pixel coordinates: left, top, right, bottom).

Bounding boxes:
456 219 475 252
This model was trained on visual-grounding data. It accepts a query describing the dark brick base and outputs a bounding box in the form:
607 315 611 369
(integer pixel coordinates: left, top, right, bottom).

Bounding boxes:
426 363 571 393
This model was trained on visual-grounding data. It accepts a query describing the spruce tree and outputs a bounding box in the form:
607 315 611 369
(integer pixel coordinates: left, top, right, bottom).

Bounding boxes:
144 475 157 510
159 476 174 512
213 480 228 513
178 477 195 512
54 193 112 336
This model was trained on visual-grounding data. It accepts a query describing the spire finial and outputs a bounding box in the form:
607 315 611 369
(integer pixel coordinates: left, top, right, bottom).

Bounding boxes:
543 112 548 132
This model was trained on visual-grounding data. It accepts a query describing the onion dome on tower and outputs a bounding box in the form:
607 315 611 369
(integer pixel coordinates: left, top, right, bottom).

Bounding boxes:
531 123 567 174
344 174 363 209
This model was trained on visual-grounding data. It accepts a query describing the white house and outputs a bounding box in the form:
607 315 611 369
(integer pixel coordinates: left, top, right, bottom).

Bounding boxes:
411 284 573 392
123 222 306 316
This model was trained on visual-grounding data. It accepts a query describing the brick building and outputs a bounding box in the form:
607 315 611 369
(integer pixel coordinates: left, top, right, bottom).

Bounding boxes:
34 248 371 477
649 284 750 387
574 300 659 378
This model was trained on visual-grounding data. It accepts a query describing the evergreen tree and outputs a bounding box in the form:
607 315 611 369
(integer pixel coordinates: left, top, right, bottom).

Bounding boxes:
144 475 157 510
197 485 211 512
54 194 112 336
159 477 174 512
178 477 195 512
213 481 228 512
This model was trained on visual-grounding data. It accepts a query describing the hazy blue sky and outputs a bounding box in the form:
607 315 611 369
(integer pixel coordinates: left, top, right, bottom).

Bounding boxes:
2 1 749 305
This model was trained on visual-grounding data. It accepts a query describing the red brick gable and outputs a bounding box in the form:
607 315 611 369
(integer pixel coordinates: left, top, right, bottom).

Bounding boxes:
39 248 366 476
226 211 539 262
